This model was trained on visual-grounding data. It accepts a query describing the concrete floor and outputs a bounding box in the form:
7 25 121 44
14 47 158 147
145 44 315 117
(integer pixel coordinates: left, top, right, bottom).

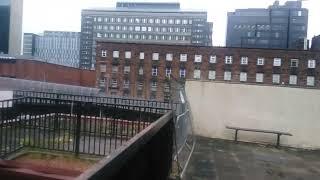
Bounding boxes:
186 136 320 180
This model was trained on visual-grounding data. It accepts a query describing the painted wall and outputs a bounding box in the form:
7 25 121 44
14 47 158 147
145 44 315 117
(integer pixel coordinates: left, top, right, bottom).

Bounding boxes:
186 80 320 149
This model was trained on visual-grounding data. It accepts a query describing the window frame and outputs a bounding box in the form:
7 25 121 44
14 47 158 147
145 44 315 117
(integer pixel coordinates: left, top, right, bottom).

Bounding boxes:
272 74 280 84
257 58 265 65
125 51 131 59
225 56 233 64
180 54 188 62
101 50 107 57
256 73 264 83
224 71 232 81
240 72 247 82
194 55 202 63
193 69 201 79
273 58 282 66
152 53 159 61
113 51 119 58
308 60 316 69
241 57 248 65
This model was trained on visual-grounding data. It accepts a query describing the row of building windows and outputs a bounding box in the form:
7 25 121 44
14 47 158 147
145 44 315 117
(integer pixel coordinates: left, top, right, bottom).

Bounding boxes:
94 25 191 33
97 33 189 41
101 63 317 86
101 50 317 68
93 17 193 25
103 72 315 90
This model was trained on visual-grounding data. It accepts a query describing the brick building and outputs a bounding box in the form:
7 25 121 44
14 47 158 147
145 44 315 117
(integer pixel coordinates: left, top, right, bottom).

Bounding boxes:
0 56 95 87
96 42 320 101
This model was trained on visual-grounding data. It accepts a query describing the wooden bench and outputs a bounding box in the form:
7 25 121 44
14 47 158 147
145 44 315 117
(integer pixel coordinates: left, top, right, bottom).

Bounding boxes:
226 126 292 147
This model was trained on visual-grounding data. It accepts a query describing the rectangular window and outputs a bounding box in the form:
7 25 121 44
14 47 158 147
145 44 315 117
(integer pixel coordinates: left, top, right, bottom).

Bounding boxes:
289 75 297 85
308 60 316 68
180 69 186 78
194 55 202 63
180 54 188 62
125 51 131 59
166 53 173 61
208 71 216 80
141 26 147 31
165 68 171 77
112 66 118 73
240 72 247 82
123 79 129 86
298 11 302 16
273 58 282 66
139 52 144 60
256 73 264 83
225 56 233 64
209 55 217 63
257 58 265 65
138 67 143 75
241 57 248 65
307 76 315 86
101 50 107 57
224 71 231 81
194 70 201 79
152 53 159 61
291 59 299 67
113 51 119 58
100 64 106 73
111 79 117 87
272 74 280 84
152 67 158 76
124 66 130 74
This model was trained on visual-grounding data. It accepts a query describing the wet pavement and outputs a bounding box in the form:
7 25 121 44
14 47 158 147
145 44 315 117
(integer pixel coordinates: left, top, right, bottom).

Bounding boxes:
185 136 320 180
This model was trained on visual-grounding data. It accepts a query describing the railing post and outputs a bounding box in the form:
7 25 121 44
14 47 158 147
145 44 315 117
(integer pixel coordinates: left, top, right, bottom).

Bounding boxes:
75 102 82 156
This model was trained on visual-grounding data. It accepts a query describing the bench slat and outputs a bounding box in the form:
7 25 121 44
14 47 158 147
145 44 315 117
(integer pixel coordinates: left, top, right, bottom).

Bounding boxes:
226 126 292 136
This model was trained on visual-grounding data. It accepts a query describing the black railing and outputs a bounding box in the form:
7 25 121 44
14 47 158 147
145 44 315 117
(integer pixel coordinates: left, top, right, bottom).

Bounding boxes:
13 90 179 110
77 111 174 180
0 96 168 158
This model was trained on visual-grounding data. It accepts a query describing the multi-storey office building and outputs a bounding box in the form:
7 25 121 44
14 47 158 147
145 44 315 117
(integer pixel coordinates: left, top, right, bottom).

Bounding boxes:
311 35 320 51
96 42 320 101
0 0 23 55
23 31 80 68
226 0 308 50
23 33 38 56
80 2 213 69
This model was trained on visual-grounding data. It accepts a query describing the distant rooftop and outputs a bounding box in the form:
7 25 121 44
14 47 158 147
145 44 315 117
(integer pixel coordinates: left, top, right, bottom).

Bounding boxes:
83 1 206 13
116 2 180 10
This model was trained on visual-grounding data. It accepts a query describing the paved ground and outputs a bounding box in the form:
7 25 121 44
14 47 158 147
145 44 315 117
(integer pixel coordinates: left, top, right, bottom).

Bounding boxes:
186 136 320 180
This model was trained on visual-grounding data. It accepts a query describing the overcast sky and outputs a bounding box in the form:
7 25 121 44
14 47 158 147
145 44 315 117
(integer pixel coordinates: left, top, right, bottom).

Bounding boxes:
23 0 320 46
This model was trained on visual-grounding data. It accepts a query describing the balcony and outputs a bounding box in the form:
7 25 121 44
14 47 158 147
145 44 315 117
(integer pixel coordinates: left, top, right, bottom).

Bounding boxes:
0 91 176 179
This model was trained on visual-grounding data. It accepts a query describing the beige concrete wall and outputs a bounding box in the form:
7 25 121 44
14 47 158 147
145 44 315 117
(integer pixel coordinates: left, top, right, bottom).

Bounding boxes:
186 80 320 149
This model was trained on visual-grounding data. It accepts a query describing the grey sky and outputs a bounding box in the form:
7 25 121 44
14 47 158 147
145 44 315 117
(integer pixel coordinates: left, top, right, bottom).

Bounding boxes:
23 0 320 46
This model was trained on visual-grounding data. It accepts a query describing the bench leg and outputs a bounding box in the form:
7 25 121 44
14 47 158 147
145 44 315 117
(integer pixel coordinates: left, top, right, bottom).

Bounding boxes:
235 130 238 142
276 134 281 148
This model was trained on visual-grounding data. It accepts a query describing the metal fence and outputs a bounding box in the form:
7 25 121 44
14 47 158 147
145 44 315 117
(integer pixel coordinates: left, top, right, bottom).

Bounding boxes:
0 96 169 158
169 80 195 179
13 90 177 110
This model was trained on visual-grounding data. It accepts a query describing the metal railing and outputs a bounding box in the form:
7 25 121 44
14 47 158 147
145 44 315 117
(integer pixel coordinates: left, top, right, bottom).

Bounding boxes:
13 90 178 110
78 111 174 180
0 96 169 158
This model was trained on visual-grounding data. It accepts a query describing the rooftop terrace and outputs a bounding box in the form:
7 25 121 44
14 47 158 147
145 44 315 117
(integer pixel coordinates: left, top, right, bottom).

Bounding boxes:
186 136 320 180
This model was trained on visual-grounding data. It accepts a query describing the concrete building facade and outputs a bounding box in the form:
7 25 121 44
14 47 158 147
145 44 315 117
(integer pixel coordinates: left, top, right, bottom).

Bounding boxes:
80 2 213 69
226 0 308 50
23 31 81 68
96 42 320 101
0 0 23 55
